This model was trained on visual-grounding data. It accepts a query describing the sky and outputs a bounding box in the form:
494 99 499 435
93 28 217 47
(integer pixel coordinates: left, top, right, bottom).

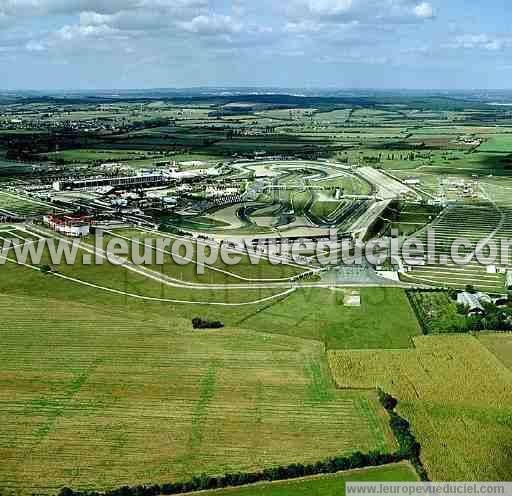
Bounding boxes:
0 0 511 90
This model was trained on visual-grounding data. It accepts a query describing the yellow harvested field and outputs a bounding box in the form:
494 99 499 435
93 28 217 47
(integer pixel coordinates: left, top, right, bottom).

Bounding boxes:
328 335 512 481
478 333 512 370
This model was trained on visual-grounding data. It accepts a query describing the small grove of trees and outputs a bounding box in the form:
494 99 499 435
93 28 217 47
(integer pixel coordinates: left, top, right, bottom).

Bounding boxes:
377 389 428 481
192 318 224 330
291 271 320 283
157 223 190 237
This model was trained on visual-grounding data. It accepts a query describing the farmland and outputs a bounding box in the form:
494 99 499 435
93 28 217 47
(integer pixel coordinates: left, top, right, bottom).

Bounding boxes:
328 335 512 481
406 290 466 334
234 288 421 350
42 148 163 168
0 292 395 495
477 134 512 153
3 90 512 493
478 333 512 370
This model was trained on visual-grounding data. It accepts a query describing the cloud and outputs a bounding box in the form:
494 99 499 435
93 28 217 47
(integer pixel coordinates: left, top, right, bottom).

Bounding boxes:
484 40 503 51
179 14 242 35
318 51 390 65
56 23 120 41
21 19 128 53
0 0 207 16
79 11 112 26
21 3 260 56
449 34 509 51
413 2 433 18
306 0 353 17
78 10 172 31
287 0 435 24
17 0 246 55
1 0 125 16
284 20 323 33
0 0 212 41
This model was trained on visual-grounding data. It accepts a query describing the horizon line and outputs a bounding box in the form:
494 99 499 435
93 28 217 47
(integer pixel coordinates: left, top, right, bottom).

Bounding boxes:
1 86 512 93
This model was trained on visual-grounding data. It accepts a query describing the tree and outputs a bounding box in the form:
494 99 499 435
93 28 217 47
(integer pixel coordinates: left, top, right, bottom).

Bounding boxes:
378 388 398 411
456 303 470 315
192 318 224 330
40 264 52 274
58 489 74 496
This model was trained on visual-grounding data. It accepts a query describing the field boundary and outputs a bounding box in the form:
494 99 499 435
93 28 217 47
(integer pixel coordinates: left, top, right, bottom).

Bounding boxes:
176 462 418 496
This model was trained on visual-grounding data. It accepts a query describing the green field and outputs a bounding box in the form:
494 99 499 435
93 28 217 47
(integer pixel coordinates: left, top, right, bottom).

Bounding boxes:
314 175 373 196
189 463 418 496
0 292 395 495
384 204 438 236
0 191 56 216
0 159 39 174
98 228 306 284
478 134 512 153
43 148 158 163
0 238 415 492
309 199 341 220
234 288 421 350
0 239 419 349
0 230 290 316
313 109 353 124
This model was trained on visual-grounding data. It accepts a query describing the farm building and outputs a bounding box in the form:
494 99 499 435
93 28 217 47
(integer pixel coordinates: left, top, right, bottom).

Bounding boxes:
506 270 512 290
43 214 91 237
345 290 361 307
457 291 492 315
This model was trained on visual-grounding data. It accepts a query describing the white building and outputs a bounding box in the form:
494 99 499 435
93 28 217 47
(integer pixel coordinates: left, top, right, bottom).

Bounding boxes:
506 270 512 290
404 178 421 186
457 291 492 315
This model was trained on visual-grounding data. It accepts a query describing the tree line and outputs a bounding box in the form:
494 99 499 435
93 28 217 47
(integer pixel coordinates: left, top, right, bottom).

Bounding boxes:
378 389 428 481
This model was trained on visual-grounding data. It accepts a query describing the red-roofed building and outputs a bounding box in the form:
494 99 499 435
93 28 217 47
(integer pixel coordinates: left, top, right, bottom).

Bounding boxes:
43 214 91 237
